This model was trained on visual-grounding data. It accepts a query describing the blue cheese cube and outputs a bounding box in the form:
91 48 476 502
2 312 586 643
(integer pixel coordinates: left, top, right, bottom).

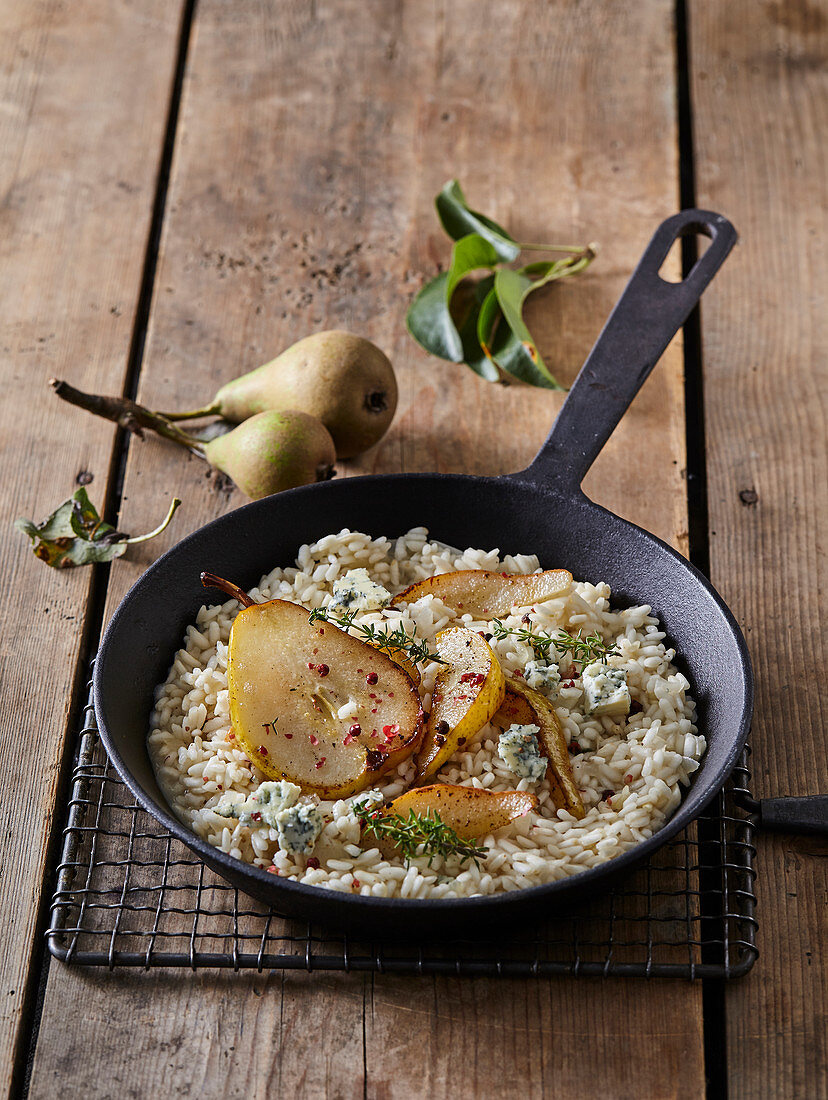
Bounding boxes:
275 803 324 856
329 568 392 612
215 780 300 829
582 662 630 717
524 659 561 698
498 724 547 781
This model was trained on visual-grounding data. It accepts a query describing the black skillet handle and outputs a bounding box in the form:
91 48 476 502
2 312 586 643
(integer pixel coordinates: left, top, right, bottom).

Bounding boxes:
734 792 828 835
512 209 738 493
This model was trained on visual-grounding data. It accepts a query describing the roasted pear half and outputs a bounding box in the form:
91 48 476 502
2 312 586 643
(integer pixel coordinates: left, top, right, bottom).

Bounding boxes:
390 568 572 617
225 597 423 797
416 627 505 780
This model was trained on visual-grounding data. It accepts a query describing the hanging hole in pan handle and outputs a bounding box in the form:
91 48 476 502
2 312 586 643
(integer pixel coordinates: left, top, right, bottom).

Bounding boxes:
511 209 738 495
733 791 828 836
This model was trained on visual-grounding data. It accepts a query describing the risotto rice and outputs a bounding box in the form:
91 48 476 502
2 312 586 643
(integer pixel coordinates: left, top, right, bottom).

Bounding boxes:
148 527 703 899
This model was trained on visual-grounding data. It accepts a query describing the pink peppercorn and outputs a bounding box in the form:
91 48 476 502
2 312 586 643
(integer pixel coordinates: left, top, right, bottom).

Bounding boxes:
316 663 330 677
315 757 326 769
309 734 319 746
366 671 378 686
306 857 320 870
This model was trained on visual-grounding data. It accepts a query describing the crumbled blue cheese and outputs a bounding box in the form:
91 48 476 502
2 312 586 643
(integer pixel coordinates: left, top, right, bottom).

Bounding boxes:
498 724 547 781
275 803 324 856
524 659 561 698
214 780 300 829
582 662 630 716
329 568 392 612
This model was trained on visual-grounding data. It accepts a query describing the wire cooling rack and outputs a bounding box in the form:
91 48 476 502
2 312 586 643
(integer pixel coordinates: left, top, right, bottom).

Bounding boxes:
46 677 758 978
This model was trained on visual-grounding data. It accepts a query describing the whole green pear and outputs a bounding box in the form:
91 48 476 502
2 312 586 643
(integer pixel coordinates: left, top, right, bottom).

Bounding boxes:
203 410 336 500
212 331 397 459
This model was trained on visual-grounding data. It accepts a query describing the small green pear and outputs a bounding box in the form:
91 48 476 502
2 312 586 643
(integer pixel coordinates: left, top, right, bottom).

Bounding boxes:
203 410 336 500
175 331 397 460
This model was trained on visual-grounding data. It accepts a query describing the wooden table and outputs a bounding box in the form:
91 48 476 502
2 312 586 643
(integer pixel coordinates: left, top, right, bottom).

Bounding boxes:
2 2 825 1096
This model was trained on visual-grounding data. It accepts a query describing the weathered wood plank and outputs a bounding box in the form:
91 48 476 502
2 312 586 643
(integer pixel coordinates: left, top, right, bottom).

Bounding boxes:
30 1 704 1097
689 1 827 1097
0 1 185 1092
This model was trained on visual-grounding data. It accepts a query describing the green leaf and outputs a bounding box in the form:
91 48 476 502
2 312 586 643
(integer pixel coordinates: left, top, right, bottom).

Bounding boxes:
493 251 598 387
15 490 181 569
445 234 500 301
489 250 596 388
476 284 502 367
456 275 500 381
435 180 520 263
489 267 561 388
406 235 500 365
406 271 463 362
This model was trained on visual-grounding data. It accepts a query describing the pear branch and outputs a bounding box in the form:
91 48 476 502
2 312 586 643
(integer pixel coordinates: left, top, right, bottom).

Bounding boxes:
157 402 222 421
49 379 208 459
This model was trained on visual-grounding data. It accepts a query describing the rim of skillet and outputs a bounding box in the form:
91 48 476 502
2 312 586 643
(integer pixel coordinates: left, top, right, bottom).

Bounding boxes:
94 469 755 923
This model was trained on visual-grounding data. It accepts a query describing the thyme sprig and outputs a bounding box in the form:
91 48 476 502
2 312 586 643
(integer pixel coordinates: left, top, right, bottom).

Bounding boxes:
554 629 619 668
354 802 487 868
308 607 446 665
490 620 618 671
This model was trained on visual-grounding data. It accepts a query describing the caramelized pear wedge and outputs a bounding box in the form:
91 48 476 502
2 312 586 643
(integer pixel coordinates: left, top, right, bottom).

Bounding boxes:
499 679 585 819
416 628 505 780
366 784 539 859
390 568 572 617
388 784 538 837
494 688 535 727
226 598 423 798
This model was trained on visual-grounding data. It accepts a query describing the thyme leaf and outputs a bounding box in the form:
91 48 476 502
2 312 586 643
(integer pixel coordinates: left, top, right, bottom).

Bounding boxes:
308 607 446 665
354 802 487 868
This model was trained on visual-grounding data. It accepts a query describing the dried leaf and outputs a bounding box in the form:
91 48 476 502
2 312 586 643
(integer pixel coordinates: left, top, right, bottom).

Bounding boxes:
16 490 181 569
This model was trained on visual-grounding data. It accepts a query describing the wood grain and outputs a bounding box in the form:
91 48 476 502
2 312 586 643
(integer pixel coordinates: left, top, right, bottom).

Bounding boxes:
0 1 185 1092
689 1 828 1097
30 1 704 1097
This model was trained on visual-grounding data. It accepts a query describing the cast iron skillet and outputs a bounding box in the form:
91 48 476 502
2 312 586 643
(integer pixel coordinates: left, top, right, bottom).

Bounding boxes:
94 210 825 937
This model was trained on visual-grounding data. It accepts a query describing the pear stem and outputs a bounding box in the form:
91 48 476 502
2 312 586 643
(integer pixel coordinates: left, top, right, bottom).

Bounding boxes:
50 379 208 459
123 498 182 544
156 402 222 421
200 572 257 608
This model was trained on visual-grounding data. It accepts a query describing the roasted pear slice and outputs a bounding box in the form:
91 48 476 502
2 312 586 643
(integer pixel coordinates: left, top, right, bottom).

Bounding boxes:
390 568 572 617
365 784 539 859
499 678 585 819
494 688 536 727
416 628 505 780
224 596 423 798
388 784 538 838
